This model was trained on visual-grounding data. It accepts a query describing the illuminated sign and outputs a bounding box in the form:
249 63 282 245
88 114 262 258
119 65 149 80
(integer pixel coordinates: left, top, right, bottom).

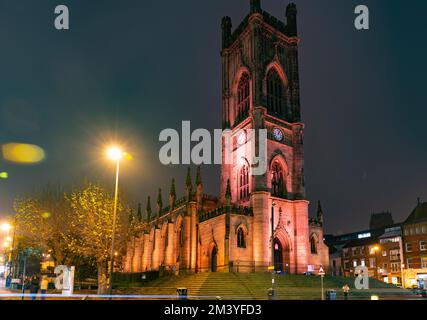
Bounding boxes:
358 233 371 239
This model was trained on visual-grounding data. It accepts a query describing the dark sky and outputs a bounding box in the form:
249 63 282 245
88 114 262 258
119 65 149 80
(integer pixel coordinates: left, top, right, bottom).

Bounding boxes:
0 0 426 235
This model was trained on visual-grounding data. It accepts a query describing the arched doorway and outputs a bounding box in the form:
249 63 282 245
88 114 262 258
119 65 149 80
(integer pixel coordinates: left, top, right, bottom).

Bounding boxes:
211 247 217 272
273 237 290 273
273 239 283 272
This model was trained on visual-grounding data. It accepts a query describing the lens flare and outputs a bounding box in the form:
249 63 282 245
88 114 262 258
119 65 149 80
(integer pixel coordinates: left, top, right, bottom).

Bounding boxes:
1 143 46 164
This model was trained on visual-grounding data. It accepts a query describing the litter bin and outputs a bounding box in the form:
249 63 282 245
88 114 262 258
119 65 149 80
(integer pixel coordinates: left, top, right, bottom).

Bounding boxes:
325 289 337 300
177 288 188 300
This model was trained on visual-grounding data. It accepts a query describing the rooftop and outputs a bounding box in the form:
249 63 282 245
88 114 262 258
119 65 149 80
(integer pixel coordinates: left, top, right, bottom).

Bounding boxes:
404 202 427 224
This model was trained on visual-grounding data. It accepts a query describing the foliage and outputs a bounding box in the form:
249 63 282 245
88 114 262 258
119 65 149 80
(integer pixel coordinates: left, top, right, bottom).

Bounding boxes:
13 182 139 294
13 186 78 266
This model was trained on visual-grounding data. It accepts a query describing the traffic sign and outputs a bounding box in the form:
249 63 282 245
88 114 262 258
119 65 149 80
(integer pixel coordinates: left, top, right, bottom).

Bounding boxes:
318 266 325 276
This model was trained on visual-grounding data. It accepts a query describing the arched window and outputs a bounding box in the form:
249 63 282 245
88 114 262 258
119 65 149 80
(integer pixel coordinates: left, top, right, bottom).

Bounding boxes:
237 228 246 248
239 165 249 200
310 236 317 254
266 69 286 115
271 162 286 198
236 73 250 121
178 225 184 247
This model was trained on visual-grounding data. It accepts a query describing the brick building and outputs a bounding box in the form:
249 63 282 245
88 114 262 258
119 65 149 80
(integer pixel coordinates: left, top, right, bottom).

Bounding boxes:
327 201 427 288
376 226 404 285
402 201 427 288
123 1 329 275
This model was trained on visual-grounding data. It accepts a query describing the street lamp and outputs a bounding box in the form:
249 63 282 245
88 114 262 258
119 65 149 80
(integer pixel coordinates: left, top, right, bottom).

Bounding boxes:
269 201 277 300
1 223 11 232
107 146 124 296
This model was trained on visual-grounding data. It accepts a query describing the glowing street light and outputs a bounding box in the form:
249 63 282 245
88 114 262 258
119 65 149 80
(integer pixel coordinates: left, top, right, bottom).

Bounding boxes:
107 147 124 161
1 223 11 232
106 145 125 296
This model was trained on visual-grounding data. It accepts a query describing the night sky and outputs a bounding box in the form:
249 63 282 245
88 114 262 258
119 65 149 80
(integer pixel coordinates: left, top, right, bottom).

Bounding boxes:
0 0 426 235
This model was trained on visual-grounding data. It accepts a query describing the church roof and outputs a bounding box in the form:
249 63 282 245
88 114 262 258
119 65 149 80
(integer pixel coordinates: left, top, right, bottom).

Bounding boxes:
404 202 427 224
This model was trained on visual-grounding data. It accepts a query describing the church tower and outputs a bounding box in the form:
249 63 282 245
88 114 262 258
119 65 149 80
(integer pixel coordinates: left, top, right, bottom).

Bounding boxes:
220 1 310 273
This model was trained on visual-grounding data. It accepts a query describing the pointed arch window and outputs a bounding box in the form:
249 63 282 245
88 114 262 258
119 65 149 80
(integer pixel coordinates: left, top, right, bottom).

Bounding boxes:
237 227 246 248
271 162 286 198
310 236 317 254
178 224 184 247
236 73 250 121
239 165 250 200
267 69 286 115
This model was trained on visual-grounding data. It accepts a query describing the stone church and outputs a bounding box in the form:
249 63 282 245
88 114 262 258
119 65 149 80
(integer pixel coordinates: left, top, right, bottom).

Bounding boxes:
123 1 329 275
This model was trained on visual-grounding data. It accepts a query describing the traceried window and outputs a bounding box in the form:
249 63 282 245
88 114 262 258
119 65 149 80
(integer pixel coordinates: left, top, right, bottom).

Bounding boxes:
178 225 184 246
236 73 250 121
271 162 286 198
310 236 317 254
266 69 286 115
239 165 249 200
237 227 246 248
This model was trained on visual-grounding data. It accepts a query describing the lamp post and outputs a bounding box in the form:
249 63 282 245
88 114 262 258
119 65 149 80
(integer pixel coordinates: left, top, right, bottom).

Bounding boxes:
107 147 124 296
269 201 276 299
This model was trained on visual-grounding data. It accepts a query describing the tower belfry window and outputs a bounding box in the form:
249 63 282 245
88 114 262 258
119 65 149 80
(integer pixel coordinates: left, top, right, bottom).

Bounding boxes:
236 73 250 122
267 69 286 115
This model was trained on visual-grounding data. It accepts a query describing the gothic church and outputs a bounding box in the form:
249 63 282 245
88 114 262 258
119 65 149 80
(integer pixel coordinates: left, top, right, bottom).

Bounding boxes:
124 1 329 275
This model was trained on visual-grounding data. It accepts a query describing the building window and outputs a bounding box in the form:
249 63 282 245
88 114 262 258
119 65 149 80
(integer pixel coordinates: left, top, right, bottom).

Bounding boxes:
360 259 366 267
353 260 358 267
343 249 349 258
382 250 387 257
390 249 400 261
178 226 184 246
237 228 246 248
266 69 286 115
271 162 286 198
369 258 376 268
420 241 427 251
391 262 399 273
236 73 250 121
407 258 416 269
406 243 413 252
352 248 358 256
344 260 350 269
422 257 427 269
310 236 317 254
239 165 250 200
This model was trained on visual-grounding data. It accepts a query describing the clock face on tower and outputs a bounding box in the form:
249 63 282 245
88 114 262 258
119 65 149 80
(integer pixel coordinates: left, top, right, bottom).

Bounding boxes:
237 131 247 145
272 128 284 142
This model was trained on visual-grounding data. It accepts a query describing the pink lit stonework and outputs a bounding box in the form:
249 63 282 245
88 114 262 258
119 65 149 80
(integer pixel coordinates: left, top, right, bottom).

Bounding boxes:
124 2 329 275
